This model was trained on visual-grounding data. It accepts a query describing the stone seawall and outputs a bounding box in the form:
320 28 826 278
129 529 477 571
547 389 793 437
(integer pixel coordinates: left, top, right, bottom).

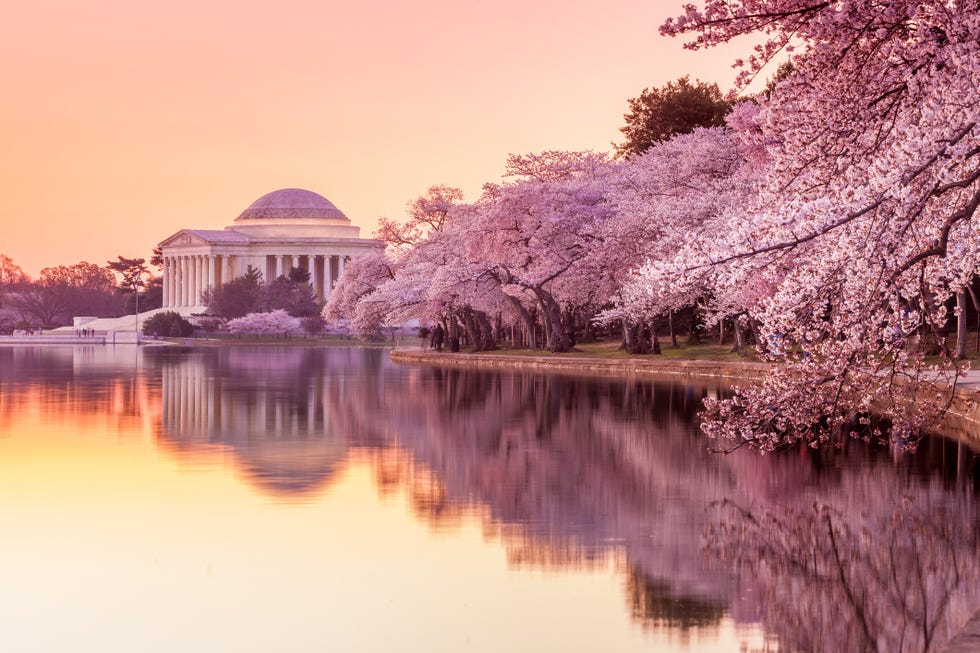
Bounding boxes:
390 349 770 388
0 335 107 345
389 349 980 448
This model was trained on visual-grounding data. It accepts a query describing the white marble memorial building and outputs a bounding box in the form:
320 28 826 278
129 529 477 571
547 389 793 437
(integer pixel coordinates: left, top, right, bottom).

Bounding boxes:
159 188 382 309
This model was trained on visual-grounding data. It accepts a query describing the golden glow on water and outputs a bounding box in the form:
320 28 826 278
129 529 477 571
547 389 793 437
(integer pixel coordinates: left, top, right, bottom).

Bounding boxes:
0 377 765 652
5 347 975 652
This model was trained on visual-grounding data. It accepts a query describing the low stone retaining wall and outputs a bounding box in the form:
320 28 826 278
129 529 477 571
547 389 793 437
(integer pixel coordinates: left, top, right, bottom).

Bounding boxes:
390 349 980 448
0 332 155 345
390 349 770 383
0 335 107 345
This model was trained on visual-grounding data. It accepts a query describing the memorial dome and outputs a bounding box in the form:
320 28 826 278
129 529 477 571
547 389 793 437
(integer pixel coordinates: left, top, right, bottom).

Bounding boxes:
236 188 348 221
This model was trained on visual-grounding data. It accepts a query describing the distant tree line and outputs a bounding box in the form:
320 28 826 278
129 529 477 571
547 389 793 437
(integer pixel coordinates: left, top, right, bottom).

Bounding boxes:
0 252 164 331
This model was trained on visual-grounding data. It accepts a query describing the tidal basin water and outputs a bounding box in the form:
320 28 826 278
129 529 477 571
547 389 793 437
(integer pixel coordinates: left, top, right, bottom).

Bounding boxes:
1 346 978 653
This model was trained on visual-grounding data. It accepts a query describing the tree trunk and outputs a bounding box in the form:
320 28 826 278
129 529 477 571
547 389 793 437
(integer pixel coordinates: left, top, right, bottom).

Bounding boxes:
504 295 536 350
448 313 460 352
732 320 746 355
668 309 678 347
475 309 497 351
622 322 639 354
532 288 572 353
460 309 481 351
623 321 654 355
581 311 596 342
956 289 968 359
968 282 980 353
687 309 700 344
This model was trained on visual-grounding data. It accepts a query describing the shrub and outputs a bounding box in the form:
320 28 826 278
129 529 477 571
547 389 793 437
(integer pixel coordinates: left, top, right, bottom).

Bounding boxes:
142 311 194 337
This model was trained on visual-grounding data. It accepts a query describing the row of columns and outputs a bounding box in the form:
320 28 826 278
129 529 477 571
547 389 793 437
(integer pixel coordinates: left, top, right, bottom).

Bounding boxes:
163 255 233 308
265 254 347 304
160 362 337 441
162 253 349 308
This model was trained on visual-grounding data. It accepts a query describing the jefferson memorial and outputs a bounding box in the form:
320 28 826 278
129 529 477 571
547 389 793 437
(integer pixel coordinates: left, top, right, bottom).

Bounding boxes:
159 188 382 309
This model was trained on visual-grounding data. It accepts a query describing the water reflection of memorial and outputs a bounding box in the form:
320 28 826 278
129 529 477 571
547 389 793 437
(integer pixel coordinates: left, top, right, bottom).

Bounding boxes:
156 347 388 497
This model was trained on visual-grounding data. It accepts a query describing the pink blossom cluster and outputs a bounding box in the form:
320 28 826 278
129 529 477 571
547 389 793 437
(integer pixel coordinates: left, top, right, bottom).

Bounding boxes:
653 0 980 448
226 309 303 336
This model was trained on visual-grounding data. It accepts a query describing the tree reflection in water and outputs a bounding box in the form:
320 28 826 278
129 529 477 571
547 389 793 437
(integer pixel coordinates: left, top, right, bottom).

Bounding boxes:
709 445 980 653
4 346 978 649
371 365 980 650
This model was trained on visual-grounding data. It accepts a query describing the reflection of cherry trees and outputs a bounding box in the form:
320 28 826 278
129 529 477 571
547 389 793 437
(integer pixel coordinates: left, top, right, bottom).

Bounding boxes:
709 453 980 652
346 365 752 625
344 363 979 644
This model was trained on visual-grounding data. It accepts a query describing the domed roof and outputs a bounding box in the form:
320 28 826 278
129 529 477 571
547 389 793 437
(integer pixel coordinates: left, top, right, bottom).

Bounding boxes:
237 188 348 220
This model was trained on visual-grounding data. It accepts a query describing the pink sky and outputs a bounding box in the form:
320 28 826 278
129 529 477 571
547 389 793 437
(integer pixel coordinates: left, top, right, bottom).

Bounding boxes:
1 0 751 276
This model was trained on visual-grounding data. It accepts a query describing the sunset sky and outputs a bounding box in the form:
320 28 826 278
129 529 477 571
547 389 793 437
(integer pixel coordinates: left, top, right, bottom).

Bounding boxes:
1 0 751 276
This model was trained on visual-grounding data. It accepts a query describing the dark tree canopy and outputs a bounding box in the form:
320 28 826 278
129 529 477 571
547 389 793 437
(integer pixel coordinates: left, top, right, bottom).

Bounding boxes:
263 275 319 317
615 76 731 158
204 275 263 319
106 256 148 297
287 266 311 284
142 311 193 337
8 262 122 326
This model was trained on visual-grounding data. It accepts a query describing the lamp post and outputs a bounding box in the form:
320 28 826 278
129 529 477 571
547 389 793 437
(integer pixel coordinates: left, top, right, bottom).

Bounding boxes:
134 277 140 344
107 257 148 346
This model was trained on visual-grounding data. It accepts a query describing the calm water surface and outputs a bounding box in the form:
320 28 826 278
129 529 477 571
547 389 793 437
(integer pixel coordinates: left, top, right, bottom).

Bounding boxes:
0 345 978 653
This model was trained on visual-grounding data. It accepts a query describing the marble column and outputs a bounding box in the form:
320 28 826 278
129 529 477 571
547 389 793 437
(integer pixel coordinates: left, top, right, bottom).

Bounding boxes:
185 256 192 307
200 255 208 302
179 257 187 307
187 256 194 307
207 255 215 296
192 256 200 307
189 256 197 306
166 258 173 307
162 258 169 308
312 256 321 302
200 255 207 304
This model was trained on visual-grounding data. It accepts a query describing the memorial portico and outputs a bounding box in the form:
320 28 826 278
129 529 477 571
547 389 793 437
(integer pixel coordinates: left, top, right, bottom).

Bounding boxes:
159 188 382 309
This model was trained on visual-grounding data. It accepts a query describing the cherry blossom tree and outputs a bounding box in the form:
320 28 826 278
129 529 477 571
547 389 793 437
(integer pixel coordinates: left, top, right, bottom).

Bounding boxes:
463 151 617 352
226 310 303 336
323 250 397 338
375 185 463 258
598 124 762 352
657 0 980 448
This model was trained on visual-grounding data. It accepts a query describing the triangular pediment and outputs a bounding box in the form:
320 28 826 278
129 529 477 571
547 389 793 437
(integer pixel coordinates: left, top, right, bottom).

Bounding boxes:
159 230 208 248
